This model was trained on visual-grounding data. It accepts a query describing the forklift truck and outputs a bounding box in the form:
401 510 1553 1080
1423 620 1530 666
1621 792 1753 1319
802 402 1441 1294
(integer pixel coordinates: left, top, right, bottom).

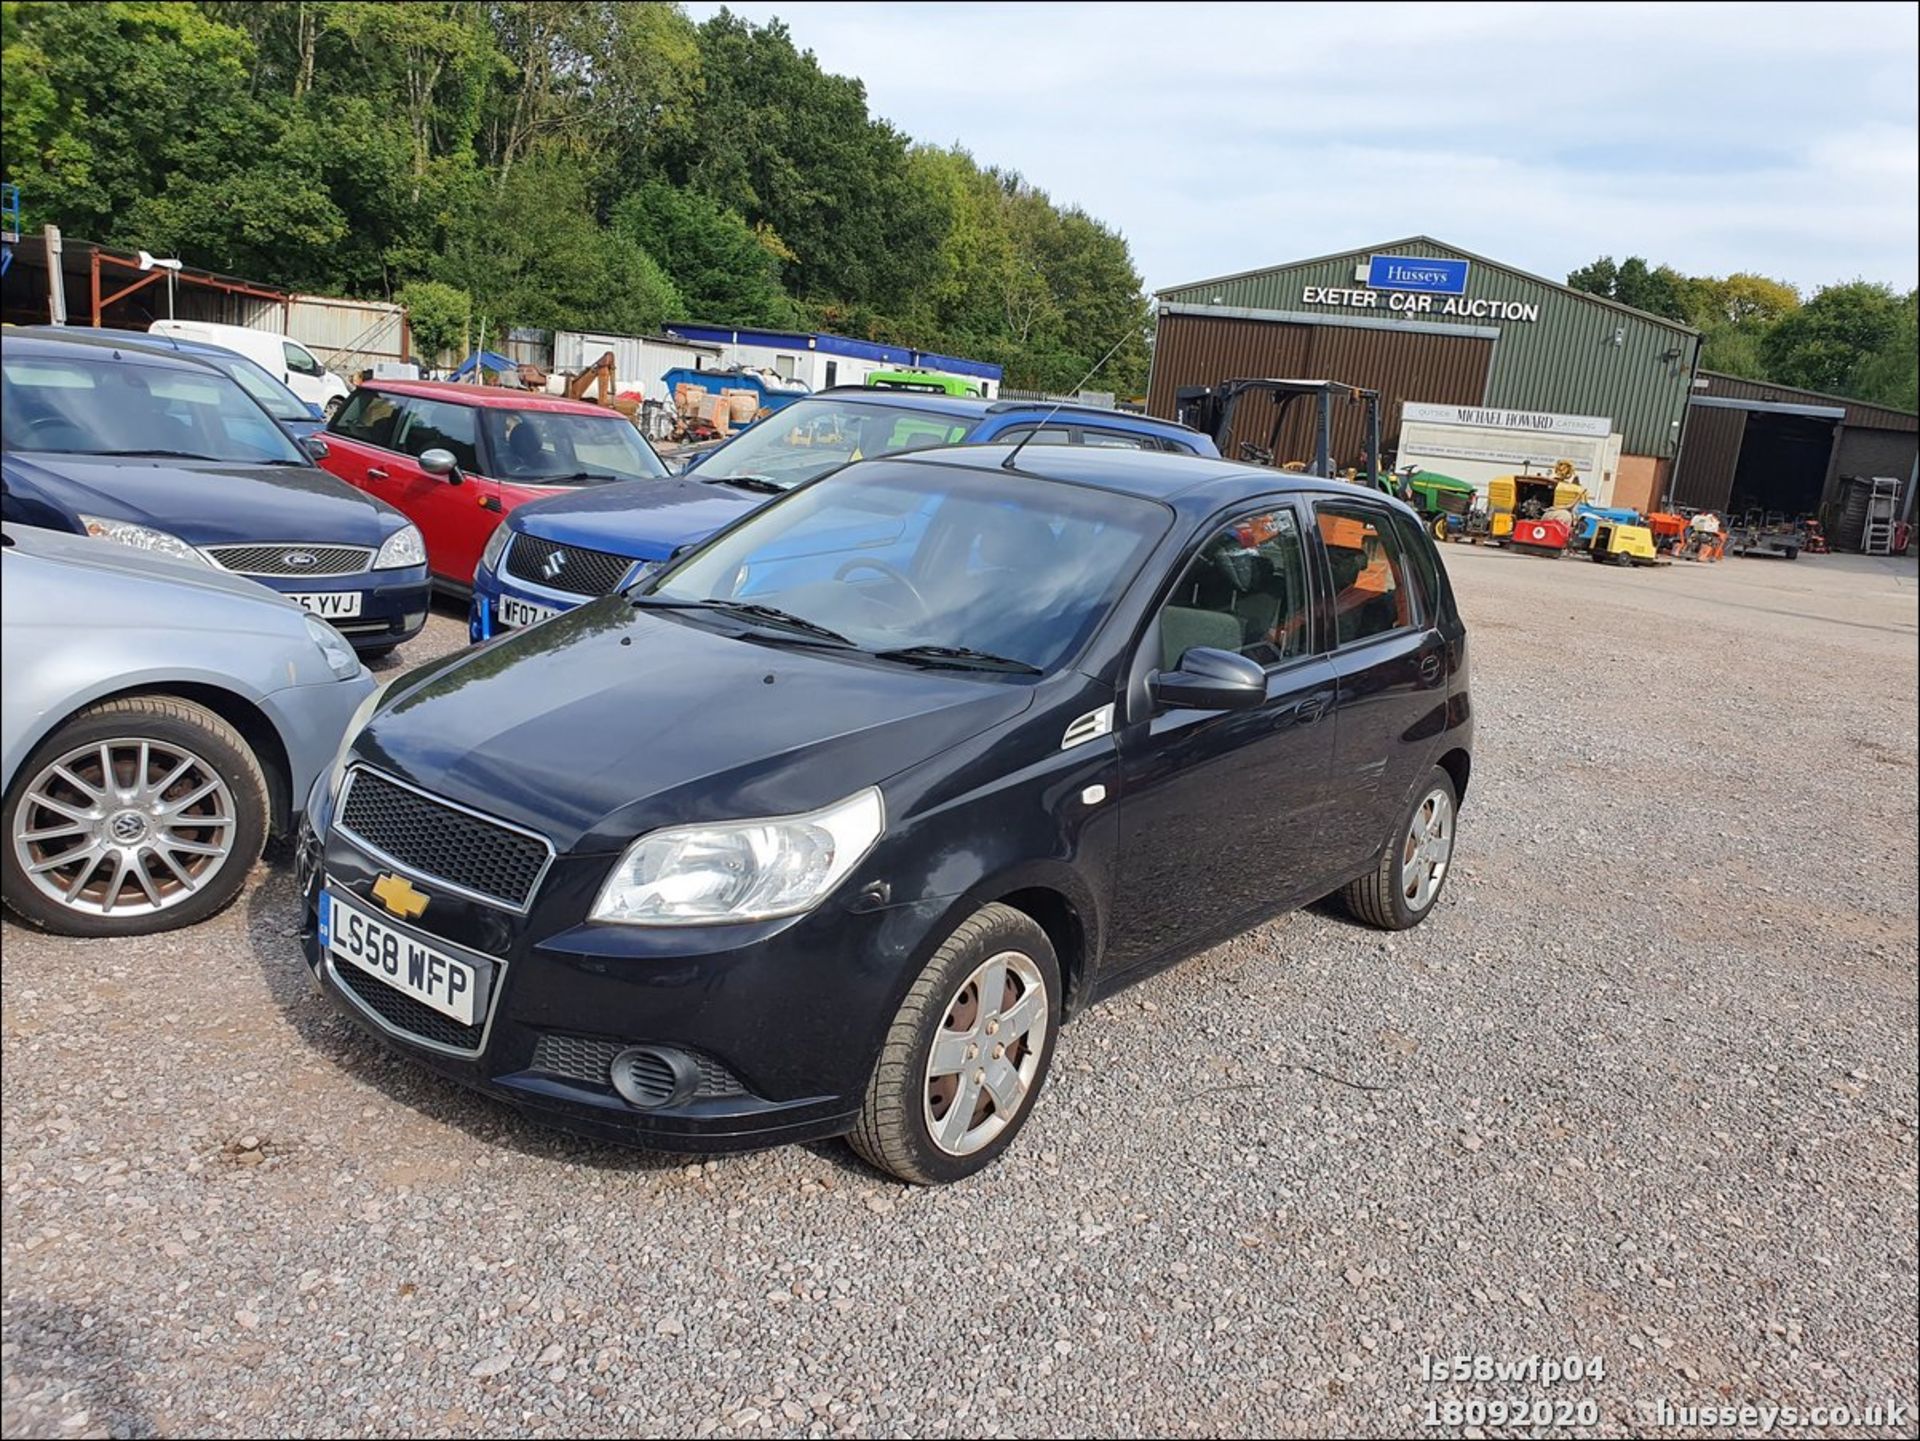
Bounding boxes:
1174 378 1384 490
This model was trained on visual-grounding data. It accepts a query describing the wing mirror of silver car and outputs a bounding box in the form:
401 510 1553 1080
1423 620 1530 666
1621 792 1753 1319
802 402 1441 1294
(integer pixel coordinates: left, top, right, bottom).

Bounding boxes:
1150 646 1266 712
419 448 464 485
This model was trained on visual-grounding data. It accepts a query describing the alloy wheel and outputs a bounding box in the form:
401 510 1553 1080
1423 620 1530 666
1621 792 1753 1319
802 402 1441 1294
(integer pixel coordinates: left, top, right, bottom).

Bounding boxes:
11 737 238 918
1401 786 1454 911
923 949 1049 1156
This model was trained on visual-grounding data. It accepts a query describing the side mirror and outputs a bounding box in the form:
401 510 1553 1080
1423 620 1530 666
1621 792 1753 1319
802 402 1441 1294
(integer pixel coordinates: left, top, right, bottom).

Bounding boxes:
302 436 329 462
1151 646 1266 712
419 448 463 484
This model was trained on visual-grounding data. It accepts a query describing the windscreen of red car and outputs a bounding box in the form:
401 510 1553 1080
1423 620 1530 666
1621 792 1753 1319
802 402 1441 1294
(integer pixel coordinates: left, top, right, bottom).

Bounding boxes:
480 409 668 485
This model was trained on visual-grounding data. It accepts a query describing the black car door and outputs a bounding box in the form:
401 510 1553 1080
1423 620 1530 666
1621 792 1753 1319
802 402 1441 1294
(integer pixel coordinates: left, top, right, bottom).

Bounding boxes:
1105 502 1339 976
1309 496 1451 877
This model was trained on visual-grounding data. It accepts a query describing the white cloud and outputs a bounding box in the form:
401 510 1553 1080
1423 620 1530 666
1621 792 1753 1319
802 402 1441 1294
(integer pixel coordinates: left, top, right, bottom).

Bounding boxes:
686 1 1919 293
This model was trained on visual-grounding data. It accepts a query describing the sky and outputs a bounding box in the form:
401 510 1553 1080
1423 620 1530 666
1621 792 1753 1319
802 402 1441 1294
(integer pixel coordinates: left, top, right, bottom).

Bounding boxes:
683 1 1920 297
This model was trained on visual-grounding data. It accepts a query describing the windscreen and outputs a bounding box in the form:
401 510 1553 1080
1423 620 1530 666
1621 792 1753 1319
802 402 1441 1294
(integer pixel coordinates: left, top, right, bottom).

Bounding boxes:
1 352 307 464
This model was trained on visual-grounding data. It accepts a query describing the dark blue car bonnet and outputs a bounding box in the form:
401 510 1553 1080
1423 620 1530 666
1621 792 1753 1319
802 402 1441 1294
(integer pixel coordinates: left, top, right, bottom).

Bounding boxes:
508 476 760 556
357 601 1034 852
2 451 403 547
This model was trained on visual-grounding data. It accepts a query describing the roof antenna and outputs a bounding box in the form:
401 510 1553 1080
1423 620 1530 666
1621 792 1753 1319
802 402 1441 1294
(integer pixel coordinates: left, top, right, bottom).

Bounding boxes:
1000 308 1148 472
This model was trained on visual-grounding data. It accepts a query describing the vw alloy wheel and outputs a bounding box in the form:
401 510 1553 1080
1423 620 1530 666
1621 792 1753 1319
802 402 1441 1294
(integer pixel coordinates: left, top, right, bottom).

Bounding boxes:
12 737 238 919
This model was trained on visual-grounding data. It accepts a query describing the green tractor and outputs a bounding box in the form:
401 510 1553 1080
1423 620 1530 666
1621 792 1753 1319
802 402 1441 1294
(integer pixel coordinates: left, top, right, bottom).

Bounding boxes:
1396 467 1478 538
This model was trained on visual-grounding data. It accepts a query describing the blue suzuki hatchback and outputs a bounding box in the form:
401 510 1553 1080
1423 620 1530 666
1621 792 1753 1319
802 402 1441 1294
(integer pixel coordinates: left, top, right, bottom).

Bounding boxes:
1 333 430 655
469 388 1217 640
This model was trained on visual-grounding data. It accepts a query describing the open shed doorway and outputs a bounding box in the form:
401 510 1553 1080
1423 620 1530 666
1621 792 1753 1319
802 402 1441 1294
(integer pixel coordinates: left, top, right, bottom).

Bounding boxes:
1726 411 1836 522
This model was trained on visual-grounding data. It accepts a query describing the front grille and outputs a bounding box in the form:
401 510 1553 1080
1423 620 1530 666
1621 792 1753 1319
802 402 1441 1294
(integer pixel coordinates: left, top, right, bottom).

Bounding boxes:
334 959 485 1051
503 533 636 599
205 543 372 577
530 1033 745 1097
337 769 551 910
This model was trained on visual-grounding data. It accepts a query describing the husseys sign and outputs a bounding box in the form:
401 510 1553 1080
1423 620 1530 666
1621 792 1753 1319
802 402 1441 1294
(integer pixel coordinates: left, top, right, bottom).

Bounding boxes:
1302 254 1542 322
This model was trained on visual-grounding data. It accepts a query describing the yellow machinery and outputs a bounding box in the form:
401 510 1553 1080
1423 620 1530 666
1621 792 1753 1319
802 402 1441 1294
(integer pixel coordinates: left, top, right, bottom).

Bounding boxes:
1482 464 1589 548
1589 520 1659 565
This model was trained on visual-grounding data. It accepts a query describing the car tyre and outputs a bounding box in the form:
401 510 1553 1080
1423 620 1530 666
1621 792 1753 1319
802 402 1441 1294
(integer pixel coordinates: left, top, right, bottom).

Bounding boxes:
849 902 1060 1185
2 696 270 937
1338 765 1458 931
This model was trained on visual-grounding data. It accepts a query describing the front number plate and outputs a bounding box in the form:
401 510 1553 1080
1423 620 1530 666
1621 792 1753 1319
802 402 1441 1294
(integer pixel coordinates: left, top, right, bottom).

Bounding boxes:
291 591 364 619
498 596 560 629
320 888 478 1025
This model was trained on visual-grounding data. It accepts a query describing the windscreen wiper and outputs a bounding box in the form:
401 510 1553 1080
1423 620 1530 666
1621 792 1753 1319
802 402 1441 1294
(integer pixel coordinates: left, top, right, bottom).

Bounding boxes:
537 471 627 483
72 448 228 462
867 644 1042 675
702 474 786 494
629 595 851 645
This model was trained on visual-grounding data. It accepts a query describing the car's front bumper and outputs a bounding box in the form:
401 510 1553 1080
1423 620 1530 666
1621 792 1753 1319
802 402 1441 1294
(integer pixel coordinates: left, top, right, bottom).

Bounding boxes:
255 565 431 652
296 777 933 1153
468 559 592 644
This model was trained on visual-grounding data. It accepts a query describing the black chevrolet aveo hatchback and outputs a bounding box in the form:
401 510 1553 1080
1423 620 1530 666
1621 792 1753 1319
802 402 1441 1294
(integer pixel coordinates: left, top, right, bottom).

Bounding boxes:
300 446 1472 1183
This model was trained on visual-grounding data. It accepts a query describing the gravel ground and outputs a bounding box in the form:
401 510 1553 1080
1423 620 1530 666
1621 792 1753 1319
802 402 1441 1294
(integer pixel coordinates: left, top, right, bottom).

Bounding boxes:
4 552 1916 1439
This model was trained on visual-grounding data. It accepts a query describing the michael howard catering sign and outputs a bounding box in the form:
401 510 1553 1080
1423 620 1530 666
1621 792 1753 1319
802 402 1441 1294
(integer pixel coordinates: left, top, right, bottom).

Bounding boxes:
1366 255 1470 295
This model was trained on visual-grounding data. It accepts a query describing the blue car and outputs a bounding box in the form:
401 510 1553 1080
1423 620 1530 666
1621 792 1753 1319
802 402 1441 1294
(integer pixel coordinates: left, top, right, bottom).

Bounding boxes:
14 324 328 445
1 333 430 655
470 388 1217 640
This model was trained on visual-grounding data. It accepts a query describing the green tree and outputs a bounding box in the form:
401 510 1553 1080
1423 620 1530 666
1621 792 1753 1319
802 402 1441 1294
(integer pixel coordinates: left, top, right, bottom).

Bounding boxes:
609 181 792 327
1761 280 1911 397
397 278 472 363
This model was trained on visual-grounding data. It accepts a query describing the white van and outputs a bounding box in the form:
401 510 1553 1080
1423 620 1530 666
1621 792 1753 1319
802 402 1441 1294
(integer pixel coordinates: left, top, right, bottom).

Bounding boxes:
147 320 352 417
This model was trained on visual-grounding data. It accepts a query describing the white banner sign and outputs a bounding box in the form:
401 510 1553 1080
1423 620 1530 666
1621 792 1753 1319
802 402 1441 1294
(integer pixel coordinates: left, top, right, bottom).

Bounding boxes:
1401 402 1614 438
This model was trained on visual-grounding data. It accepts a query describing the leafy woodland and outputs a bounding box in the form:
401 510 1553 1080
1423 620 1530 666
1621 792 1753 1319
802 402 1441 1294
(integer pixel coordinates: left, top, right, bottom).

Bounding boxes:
1 1 1151 392
1567 256 1918 412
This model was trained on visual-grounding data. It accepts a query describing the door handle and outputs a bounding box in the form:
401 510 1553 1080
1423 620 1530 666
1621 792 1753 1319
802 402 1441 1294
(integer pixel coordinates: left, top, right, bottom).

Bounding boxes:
366 467 389 480
1272 693 1332 728
1418 652 1443 685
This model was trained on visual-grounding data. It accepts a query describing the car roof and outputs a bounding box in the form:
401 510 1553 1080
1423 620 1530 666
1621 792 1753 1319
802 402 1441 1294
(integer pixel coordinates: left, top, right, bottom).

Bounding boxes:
12 325 263 367
806 386 1202 434
0 330 218 374
895 442 1422 514
361 379 625 417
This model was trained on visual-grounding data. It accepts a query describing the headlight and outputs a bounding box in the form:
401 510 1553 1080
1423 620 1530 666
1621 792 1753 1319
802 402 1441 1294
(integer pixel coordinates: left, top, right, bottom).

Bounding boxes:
304 614 360 680
479 523 513 575
591 787 884 926
374 523 426 570
78 515 210 566
326 679 391 803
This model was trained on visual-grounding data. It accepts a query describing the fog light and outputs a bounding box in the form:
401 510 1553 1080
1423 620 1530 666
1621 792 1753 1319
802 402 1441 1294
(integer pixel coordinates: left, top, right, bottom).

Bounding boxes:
610 1046 700 1110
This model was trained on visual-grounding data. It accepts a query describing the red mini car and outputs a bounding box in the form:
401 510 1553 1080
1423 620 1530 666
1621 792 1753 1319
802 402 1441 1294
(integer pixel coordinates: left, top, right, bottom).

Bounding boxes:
317 381 670 591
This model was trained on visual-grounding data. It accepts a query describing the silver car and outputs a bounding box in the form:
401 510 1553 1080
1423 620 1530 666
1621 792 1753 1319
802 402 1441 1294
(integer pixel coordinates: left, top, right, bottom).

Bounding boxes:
2 524 377 936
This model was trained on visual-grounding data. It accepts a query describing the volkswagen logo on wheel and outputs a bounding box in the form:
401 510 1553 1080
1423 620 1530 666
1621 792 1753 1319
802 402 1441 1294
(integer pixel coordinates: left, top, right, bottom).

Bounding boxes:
541 548 568 581
282 550 317 569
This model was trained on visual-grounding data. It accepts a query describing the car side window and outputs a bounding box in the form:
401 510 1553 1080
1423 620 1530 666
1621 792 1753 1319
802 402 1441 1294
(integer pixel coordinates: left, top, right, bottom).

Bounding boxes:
991 424 1070 446
391 397 480 473
283 342 322 377
1158 507 1312 670
1388 510 1441 626
1317 502 1413 647
328 389 400 449
1078 427 1160 450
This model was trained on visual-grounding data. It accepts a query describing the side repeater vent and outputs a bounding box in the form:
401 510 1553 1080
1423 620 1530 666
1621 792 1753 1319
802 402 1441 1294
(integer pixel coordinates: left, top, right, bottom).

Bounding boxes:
1061 703 1115 751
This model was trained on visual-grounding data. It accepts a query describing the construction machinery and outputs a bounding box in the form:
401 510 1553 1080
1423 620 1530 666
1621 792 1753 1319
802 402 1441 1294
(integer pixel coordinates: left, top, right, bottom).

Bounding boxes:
563 350 616 405
1488 461 1586 556
1174 378 1383 489
1726 510 1807 560
1673 510 1726 563
1588 518 1660 565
